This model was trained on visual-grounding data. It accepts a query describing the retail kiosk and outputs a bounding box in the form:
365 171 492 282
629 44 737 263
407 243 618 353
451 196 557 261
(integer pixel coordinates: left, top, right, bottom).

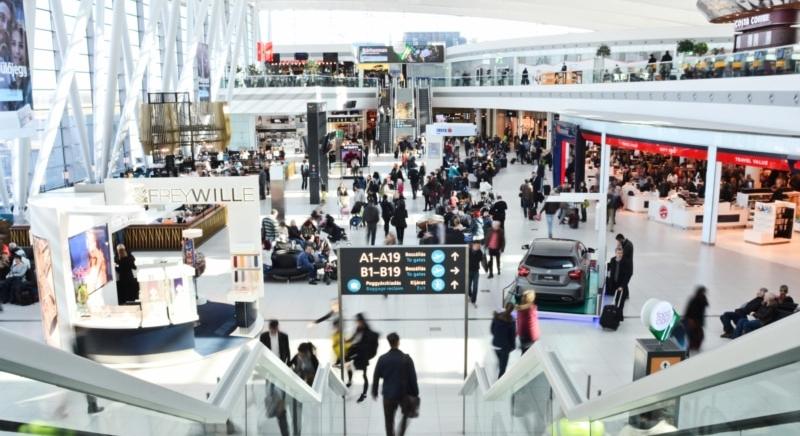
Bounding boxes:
744 201 796 245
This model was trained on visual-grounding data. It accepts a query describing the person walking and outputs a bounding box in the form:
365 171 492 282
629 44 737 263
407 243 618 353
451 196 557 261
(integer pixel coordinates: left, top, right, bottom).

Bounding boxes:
491 303 516 378
364 199 381 246
260 319 291 365
537 187 560 238
346 313 380 403
520 181 533 219
485 221 505 279
290 342 319 386
683 286 709 354
337 184 350 219
606 246 632 320
380 195 395 237
372 333 419 436
468 241 487 307
259 166 268 200
516 291 540 354
490 195 508 228
391 199 408 244
607 185 623 232
300 159 310 191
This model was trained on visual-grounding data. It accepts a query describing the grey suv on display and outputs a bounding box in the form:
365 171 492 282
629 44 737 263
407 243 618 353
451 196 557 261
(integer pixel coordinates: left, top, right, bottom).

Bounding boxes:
515 238 593 304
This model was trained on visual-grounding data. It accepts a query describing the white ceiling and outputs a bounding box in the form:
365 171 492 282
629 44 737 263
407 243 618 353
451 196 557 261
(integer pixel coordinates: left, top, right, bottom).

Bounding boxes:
255 0 709 31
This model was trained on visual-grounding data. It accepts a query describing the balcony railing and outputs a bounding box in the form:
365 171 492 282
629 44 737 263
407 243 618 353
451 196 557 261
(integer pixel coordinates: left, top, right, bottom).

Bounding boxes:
440 44 800 87
230 74 380 88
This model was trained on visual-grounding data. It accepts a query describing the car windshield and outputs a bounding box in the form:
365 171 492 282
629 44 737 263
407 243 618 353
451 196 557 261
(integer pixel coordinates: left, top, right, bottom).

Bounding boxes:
525 255 575 269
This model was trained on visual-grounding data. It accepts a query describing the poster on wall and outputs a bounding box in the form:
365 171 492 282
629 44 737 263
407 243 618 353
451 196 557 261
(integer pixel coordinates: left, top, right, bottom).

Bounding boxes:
195 42 210 102
32 235 60 348
357 44 445 64
68 225 113 303
0 0 33 130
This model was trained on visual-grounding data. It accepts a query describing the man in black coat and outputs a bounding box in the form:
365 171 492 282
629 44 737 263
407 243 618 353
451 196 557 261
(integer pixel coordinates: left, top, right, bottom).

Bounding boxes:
364 200 381 246
606 246 633 320
372 333 419 436
260 320 290 365
720 288 766 338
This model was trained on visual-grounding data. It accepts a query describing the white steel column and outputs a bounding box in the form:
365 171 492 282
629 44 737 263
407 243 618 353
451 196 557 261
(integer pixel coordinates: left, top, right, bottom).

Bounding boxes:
546 112 555 151
701 145 722 245
210 0 245 101
96 0 125 179
177 0 211 95
597 131 610 287
50 0 94 183
29 0 93 198
106 0 162 178
161 0 181 91
225 9 246 101
14 139 31 215
0 154 10 209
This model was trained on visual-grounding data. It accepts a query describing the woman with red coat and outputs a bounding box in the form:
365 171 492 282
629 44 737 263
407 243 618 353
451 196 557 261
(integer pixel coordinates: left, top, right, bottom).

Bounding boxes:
516 291 541 354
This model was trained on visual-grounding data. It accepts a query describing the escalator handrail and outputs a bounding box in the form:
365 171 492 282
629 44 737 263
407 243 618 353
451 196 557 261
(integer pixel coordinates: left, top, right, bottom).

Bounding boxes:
0 327 227 424
461 313 800 424
656 409 800 436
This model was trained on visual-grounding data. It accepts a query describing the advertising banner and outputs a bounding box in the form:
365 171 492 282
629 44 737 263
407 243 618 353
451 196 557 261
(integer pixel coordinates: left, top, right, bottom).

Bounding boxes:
426 123 477 137
338 246 468 296
358 44 445 64
0 0 33 129
33 235 60 348
195 42 210 102
256 41 274 62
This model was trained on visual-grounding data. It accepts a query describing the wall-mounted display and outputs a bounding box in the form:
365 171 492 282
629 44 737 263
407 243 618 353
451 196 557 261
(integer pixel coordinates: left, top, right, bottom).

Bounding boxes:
358 44 445 64
68 225 113 303
33 235 60 348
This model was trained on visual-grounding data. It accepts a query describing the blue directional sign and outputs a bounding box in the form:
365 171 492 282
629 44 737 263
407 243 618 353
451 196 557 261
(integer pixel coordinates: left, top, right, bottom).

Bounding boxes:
337 246 469 295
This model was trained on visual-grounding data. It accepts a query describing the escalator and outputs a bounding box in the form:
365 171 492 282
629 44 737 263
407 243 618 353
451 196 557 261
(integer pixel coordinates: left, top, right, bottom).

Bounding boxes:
0 330 346 435
461 313 800 435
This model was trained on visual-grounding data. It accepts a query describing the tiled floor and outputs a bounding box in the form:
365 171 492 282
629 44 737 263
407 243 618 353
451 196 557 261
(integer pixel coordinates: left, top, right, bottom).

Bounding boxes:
2 151 799 435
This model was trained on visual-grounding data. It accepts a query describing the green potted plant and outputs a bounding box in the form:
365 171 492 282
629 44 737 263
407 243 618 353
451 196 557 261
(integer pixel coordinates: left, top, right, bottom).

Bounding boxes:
306 59 320 76
75 282 89 316
693 42 709 57
596 44 611 58
677 39 695 55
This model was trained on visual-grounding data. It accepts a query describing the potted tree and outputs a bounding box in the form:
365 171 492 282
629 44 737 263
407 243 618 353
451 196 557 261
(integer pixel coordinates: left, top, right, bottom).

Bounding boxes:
595 45 611 82
676 40 696 79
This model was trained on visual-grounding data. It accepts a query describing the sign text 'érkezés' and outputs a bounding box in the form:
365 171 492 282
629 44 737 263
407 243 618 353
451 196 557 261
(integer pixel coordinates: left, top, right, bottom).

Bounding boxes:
339 246 468 295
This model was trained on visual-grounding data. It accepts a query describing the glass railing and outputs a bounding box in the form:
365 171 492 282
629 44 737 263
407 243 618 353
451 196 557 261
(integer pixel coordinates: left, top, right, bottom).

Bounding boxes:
231 74 380 88
0 328 346 435
462 312 800 435
437 44 800 87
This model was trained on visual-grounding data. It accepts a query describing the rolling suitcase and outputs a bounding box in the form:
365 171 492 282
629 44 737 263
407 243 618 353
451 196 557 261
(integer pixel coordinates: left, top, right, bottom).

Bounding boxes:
600 288 623 331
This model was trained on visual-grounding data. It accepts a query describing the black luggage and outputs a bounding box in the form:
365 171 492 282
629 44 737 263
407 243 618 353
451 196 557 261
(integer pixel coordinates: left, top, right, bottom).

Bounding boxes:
15 282 38 306
568 210 579 229
600 288 623 331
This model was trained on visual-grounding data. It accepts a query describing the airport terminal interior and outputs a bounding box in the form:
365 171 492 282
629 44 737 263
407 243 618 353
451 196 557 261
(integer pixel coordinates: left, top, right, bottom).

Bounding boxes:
1 0 800 435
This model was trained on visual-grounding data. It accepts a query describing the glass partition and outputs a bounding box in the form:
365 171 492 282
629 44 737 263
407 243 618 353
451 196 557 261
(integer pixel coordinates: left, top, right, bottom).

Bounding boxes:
0 369 206 435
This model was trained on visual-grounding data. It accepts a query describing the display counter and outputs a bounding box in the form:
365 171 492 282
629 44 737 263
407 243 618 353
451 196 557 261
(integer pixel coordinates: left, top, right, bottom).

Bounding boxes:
122 204 227 251
736 190 799 222
621 184 658 213
648 198 748 230
73 262 198 364
744 201 796 245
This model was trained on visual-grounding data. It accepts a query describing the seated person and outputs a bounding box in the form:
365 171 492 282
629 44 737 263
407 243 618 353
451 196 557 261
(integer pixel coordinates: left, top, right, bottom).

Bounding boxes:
296 245 319 285
776 284 797 319
0 252 29 304
720 287 766 338
731 293 779 338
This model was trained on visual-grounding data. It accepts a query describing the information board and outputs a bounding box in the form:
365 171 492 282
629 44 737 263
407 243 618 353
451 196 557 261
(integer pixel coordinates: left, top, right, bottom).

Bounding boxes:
338 246 468 296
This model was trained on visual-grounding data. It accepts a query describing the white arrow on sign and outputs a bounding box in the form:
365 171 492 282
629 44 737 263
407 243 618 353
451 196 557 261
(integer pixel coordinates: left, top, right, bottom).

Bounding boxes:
451 252 460 261
450 280 459 289
450 267 460 275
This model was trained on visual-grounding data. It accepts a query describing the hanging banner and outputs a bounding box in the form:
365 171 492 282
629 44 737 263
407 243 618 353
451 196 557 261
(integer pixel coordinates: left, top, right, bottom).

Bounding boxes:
256 41 274 62
32 235 60 348
357 44 445 64
195 43 210 102
0 0 33 130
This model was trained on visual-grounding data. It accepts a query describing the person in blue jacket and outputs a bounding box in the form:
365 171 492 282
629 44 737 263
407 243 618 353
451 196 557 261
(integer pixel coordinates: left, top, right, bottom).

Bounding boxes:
296 245 318 285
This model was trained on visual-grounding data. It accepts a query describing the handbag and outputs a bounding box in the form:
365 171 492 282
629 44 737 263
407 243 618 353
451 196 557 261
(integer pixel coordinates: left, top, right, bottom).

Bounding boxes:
399 354 420 418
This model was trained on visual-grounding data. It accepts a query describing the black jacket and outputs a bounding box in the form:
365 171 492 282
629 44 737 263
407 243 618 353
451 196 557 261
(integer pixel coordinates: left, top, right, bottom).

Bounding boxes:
619 239 634 269
260 331 291 365
606 257 632 301
372 349 419 400
491 315 516 351
736 297 764 316
364 203 381 225
469 247 486 273
539 201 560 215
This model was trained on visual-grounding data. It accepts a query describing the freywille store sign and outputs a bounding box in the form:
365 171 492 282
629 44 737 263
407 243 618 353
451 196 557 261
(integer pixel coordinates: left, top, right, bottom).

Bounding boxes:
133 187 257 205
